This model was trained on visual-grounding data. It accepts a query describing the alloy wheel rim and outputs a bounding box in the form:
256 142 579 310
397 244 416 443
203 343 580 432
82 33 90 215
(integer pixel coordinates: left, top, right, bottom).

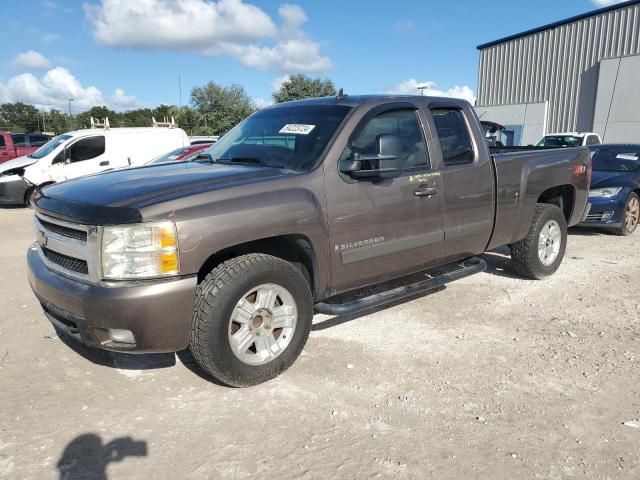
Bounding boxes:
228 283 297 366
538 219 562 266
625 197 639 232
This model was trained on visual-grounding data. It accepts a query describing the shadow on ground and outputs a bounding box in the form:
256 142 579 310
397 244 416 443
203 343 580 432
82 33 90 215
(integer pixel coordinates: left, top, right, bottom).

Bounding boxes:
57 433 147 480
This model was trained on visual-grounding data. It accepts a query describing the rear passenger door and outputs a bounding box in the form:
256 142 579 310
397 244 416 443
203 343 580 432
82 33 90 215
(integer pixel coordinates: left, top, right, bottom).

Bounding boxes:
62 136 107 180
426 105 494 261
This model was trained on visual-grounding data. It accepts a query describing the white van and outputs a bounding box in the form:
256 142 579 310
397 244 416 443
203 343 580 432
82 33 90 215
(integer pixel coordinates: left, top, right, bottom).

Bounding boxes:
0 125 188 204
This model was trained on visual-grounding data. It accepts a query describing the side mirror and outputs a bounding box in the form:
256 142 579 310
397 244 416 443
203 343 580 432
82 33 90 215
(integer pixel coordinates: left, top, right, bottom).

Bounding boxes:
340 134 403 180
194 152 213 163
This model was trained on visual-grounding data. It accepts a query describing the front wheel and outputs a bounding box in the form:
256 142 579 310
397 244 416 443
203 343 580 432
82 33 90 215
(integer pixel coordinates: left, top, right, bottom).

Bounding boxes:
613 192 639 236
190 254 312 387
510 203 567 279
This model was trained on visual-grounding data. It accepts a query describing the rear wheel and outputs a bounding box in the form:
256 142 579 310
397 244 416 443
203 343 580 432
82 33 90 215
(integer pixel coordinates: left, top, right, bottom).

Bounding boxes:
190 254 312 387
510 203 567 279
613 192 639 236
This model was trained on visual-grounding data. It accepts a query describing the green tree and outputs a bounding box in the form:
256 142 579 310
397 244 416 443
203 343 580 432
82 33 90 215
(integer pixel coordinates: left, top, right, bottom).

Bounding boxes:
0 102 40 131
41 109 69 135
190 83 256 135
75 106 121 130
272 74 336 103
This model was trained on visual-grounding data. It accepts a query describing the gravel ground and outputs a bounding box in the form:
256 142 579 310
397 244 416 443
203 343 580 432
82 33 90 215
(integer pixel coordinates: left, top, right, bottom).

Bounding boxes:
1 206 639 480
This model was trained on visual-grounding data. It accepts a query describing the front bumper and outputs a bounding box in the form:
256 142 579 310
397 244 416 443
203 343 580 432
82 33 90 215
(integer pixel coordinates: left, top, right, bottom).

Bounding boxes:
27 244 198 353
578 195 625 228
0 175 29 205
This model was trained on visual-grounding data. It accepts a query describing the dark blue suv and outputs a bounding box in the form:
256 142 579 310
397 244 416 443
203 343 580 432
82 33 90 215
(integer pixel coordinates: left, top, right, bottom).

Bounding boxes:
580 144 640 235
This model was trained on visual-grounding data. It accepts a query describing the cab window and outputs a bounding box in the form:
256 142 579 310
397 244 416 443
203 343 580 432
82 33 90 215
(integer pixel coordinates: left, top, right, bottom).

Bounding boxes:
351 109 429 170
431 108 474 166
11 134 26 147
67 136 105 163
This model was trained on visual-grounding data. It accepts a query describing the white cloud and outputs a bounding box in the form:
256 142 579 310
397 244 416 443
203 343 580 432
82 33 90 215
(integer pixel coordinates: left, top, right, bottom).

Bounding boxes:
591 0 627 6
272 74 290 92
13 50 51 70
384 79 477 105
83 0 331 73
0 67 139 112
41 33 62 44
253 98 273 109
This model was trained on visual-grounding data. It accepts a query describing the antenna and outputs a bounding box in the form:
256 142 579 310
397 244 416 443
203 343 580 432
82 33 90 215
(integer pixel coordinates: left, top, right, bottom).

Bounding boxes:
336 88 346 100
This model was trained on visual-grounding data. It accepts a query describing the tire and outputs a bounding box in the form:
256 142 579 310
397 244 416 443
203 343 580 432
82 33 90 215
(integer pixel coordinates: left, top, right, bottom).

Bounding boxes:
510 203 567 280
190 253 312 387
612 192 639 236
24 186 35 206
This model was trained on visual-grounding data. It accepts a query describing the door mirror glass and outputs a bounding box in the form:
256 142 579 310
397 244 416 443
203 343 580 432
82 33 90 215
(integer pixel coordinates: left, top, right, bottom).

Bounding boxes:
340 109 429 180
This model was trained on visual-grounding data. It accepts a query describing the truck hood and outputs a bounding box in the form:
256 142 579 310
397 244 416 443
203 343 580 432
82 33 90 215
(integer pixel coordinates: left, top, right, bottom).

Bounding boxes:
33 161 293 224
0 155 38 175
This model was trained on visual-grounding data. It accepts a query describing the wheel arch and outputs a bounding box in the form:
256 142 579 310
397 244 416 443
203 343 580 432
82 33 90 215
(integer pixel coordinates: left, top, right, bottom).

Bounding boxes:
537 184 575 223
197 234 320 300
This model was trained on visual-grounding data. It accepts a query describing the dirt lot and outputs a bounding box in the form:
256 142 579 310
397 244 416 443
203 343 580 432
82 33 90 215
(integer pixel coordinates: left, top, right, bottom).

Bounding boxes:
1 207 639 480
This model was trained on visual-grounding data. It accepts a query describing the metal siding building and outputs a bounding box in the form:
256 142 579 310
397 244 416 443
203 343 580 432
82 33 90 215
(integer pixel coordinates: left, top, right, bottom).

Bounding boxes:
476 0 640 144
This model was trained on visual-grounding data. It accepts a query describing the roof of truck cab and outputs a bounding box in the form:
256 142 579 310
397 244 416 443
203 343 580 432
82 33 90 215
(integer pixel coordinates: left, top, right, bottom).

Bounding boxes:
265 94 471 108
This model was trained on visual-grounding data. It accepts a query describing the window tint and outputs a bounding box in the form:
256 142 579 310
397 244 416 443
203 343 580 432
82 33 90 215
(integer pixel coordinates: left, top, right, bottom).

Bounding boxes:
11 134 26 147
0 136 5 148
431 109 474 166
67 136 105 163
28 135 50 147
351 109 429 169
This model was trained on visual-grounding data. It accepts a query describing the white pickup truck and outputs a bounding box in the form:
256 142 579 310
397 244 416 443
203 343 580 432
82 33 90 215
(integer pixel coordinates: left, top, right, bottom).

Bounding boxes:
536 132 602 148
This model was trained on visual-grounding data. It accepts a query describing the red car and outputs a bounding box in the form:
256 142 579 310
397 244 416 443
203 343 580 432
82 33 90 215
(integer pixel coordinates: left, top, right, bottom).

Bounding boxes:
147 144 212 164
0 132 52 164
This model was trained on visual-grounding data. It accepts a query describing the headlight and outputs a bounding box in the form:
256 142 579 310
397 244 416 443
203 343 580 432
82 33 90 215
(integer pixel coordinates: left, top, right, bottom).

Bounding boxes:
589 187 623 198
101 221 179 279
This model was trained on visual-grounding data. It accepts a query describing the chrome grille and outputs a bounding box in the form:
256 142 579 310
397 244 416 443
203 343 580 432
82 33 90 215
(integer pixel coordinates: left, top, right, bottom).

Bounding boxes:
34 213 100 283
37 218 87 242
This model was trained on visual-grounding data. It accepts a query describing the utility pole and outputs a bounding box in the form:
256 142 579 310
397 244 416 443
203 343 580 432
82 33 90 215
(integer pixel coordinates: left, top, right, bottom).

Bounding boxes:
68 99 74 130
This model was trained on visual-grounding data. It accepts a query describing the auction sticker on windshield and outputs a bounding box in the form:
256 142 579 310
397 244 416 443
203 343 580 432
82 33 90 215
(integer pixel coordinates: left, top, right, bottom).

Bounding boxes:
279 124 316 135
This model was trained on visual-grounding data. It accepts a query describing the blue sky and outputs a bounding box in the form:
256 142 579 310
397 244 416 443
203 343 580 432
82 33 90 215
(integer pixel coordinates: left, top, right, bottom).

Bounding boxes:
0 0 626 112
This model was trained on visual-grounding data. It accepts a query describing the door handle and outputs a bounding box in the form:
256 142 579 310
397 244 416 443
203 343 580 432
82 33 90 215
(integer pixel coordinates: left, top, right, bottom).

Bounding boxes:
414 186 439 197
99 160 110 166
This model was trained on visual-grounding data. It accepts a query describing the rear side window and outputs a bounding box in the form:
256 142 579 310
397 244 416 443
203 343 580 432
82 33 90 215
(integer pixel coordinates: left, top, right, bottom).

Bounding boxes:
28 135 50 147
67 136 105 163
586 135 600 146
0 136 5 148
351 109 429 169
431 109 474 166
11 134 26 147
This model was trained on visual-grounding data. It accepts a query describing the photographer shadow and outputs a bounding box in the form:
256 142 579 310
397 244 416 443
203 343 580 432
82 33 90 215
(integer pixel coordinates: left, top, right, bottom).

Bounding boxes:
57 434 147 480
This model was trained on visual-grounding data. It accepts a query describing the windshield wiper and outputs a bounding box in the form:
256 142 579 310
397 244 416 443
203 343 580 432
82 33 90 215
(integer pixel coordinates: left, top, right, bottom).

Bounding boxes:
215 157 285 169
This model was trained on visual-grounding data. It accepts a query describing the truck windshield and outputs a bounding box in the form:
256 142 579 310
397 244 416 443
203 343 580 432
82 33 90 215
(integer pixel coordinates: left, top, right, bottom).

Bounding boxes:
590 147 640 172
201 105 352 171
29 134 72 159
536 135 581 147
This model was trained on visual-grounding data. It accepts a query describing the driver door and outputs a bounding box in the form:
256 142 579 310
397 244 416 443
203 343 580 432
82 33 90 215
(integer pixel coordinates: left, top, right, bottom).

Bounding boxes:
63 136 107 180
325 104 445 293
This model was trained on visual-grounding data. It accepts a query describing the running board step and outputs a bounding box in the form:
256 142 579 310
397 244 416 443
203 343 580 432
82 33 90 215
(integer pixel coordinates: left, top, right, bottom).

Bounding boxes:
314 257 487 316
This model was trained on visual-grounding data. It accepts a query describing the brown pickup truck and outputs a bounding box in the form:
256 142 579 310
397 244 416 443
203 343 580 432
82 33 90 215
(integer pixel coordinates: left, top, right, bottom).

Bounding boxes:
27 95 591 387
